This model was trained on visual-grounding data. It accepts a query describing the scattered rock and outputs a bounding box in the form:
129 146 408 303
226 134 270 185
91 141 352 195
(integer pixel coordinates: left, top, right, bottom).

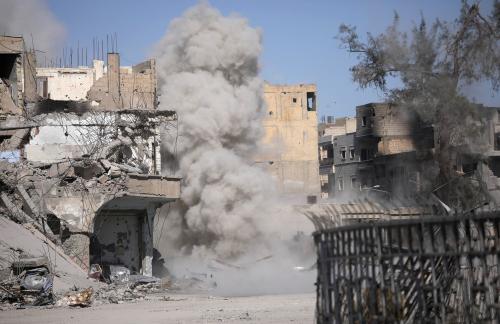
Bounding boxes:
98 174 109 184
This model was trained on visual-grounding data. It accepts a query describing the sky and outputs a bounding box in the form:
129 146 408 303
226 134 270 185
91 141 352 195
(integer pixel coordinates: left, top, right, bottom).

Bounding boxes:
42 0 499 118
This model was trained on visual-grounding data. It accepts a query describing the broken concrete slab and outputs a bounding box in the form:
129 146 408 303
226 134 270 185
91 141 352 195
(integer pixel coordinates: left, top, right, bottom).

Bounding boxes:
100 159 112 171
0 216 101 293
0 192 57 243
108 165 121 178
74 162 105 180
112 162 142 174
15 184 40 217
0 192 31 224
98 174 109 184
48 161 75 178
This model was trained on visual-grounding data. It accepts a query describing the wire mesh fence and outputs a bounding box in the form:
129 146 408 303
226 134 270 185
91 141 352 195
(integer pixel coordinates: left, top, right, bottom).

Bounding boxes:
314 212 500 323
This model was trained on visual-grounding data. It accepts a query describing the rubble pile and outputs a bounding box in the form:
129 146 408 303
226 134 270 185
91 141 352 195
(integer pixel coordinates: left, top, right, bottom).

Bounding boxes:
0 256 53 308
0 156 135 245
0 32 185 314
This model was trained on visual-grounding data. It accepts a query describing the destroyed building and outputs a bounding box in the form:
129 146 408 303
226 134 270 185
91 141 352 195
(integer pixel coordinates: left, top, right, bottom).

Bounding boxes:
0 35 180 279
0 36 37 116
36 53 156 110
256 83 320 198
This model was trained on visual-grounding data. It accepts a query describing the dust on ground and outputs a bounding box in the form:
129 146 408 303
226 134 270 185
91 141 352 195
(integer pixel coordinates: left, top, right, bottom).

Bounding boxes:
0 293 315 324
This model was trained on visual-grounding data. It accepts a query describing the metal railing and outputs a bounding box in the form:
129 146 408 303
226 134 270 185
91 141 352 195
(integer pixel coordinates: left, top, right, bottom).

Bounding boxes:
314 212 500 323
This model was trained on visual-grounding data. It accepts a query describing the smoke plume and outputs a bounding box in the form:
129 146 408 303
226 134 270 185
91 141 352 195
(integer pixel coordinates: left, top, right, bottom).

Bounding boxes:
0 0 65 56
155 2 278 259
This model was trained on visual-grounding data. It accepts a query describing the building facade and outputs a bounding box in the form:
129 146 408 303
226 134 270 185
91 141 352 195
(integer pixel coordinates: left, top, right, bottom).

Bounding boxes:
36 53 156 110
318 117 356 198
256 83 320 198
0 36 179 277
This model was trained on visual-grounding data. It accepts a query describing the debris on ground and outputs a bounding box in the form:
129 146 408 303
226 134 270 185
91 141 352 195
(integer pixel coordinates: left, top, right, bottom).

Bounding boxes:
108 265 131 284
0 255 54 307
56 287 93 307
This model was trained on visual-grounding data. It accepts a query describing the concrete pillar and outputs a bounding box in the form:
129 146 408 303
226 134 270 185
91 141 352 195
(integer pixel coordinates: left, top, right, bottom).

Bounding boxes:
141 204 155 276
23 51 38 102
107 53 121 108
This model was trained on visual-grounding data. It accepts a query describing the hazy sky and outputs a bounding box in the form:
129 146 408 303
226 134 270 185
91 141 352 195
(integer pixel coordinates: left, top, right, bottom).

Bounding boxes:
45 0 498 118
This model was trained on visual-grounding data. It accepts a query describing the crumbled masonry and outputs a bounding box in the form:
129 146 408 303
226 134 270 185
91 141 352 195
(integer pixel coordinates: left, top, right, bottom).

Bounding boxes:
0 34 183 308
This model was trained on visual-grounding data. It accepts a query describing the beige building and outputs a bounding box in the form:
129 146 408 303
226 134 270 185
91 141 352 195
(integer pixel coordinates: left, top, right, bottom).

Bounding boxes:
36 53 156 110
256 83 320 197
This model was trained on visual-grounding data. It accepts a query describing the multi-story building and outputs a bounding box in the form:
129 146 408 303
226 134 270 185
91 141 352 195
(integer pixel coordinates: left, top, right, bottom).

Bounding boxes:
256 83 320 198
318 117 356 198
0 36 179 276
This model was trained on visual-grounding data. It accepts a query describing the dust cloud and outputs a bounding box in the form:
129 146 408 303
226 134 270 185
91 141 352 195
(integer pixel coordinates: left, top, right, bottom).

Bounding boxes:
0 0 65 56
154 2 315 295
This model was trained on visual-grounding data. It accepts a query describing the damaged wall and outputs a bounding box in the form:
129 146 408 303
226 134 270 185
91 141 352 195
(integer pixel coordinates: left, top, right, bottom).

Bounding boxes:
87 54 157 110
23 110 169 174
0 35 37 114
36 65 96 101
35 53 156 110
256 83 320 196
0 106 180 276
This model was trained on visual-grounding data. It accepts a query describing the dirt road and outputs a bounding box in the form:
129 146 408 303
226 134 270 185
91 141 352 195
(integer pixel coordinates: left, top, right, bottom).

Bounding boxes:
0 293 315 324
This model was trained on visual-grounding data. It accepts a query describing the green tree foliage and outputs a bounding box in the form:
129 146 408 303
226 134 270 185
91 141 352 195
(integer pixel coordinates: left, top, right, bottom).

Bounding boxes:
338 1 500 209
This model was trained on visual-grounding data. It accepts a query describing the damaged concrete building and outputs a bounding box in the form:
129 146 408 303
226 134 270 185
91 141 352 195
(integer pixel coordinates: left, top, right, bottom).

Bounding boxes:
0 36 37 116
318 117 356 198
0 35 180 278
327 102 437 199
325 102 500 203
36 53 156 109
256 83 320 198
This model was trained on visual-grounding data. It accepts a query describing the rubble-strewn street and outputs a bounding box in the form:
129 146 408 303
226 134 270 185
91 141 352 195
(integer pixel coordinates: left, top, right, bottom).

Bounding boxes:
0 293 315 324
1 0 500 323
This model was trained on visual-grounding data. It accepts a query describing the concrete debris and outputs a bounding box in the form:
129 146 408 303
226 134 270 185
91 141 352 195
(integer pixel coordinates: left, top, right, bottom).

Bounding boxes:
56 287 93 307
0 255 54 307
88 264 104 282
48 161 75 178
0 192 57 243
108 265 130 284
15 184 40 217
0 34 182 313
98 174 109 184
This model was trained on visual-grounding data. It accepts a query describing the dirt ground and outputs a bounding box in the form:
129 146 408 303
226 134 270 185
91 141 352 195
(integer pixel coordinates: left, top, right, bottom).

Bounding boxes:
0 293 315 324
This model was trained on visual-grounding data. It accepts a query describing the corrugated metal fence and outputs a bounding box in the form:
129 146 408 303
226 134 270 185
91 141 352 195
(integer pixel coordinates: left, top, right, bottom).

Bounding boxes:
314 212 500 323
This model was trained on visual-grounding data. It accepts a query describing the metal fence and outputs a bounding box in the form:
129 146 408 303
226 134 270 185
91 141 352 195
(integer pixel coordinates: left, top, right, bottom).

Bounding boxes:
314 212 500 323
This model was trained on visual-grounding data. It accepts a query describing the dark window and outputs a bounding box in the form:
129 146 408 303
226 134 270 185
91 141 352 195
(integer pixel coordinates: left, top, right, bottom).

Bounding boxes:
362 116 367 127
327 145 333 159
340 147 346 160
376 165 386 178
292 97 297 103
0 54 17 79
349 147 355 159
495 133 500 151
361 149 368 161
306 92 316 111
351 177 357 189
